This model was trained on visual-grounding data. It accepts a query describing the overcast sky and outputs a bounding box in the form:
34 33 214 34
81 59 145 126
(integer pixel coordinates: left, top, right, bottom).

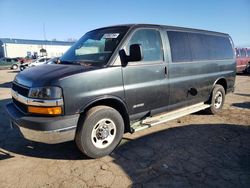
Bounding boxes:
0 0 249 46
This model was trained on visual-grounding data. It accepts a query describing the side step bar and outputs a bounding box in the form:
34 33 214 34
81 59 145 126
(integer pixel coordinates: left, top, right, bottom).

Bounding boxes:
130 102 210 133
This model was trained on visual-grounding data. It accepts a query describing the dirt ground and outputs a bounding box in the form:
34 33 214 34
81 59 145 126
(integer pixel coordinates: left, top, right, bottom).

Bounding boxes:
0 69 249 188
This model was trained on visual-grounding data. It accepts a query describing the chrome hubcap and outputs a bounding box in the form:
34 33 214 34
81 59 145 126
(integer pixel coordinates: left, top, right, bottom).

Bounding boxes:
214 91 223 109
91 119 116 149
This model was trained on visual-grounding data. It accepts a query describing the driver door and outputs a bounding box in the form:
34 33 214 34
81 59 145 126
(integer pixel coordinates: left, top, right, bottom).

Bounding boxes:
122 28 169 117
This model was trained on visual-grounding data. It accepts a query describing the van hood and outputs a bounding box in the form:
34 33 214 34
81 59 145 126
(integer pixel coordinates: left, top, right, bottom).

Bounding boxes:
14 64 98 87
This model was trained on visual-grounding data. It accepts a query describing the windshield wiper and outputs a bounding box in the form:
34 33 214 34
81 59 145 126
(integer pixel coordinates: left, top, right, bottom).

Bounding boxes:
60 60 79 65
60 60 102 67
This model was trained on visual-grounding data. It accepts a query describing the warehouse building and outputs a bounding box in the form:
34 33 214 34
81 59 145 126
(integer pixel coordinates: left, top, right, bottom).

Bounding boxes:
0 38 74 58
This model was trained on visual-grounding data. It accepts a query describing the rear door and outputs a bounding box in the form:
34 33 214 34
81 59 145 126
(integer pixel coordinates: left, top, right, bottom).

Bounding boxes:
166 30 200 110
122 28 169 116
166 30 234 110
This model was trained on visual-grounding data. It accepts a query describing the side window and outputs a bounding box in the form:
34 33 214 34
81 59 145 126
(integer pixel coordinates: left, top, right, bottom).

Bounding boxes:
236 49 240 57
168 31 234 62
6 58 11 62
126 29 163 62
240 49 246 57
247 49 250 57
188 33 209 61
167 31 192 62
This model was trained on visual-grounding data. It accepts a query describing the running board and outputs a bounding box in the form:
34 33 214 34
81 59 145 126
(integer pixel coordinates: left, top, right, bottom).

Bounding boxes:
130 102 210 133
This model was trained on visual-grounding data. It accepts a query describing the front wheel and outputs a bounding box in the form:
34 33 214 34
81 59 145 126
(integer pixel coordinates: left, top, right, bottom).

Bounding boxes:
12 64 18 70
75 106 124 158
205 84 225 114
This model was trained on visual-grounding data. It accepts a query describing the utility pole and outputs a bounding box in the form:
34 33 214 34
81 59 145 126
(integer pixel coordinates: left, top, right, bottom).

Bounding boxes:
42 23 47 57
4 43 8 58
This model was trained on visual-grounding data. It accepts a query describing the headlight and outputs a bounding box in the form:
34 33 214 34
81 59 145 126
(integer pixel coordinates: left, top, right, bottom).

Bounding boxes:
28 86 62 99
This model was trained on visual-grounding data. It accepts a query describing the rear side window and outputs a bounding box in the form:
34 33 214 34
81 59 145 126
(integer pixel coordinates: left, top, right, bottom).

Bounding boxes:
209 35 234 59
167 31 192 62
189 33 234 60
167 31 234 62
127 29 163 62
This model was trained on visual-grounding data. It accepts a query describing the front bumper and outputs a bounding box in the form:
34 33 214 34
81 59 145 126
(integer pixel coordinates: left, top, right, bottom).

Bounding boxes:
5 102 80 144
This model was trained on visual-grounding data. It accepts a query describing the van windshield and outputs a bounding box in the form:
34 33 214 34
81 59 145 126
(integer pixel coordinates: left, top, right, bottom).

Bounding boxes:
60 27 129 67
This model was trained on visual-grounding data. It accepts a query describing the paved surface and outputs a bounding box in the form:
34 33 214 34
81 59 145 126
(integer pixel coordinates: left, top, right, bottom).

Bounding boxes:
0 69 249 188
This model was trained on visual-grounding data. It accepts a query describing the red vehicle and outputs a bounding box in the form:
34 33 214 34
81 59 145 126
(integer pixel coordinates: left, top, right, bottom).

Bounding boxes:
235 48 250 73
16 57 33 64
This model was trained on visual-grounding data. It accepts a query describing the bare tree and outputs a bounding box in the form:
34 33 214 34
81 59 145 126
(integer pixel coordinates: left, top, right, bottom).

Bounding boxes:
66 38 77 42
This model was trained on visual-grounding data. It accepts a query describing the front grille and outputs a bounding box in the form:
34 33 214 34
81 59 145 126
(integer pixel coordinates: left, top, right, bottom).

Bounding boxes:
13 97 28 113
12 82 29 97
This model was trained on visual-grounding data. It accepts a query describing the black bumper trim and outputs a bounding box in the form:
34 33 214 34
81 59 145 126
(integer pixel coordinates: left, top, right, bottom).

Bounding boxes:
5 102 80 131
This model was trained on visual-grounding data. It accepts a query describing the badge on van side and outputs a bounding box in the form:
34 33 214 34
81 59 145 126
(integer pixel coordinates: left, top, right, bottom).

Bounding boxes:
133 103 145 108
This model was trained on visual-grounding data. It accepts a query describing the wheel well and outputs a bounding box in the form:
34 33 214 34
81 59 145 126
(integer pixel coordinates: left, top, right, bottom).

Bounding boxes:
215 78 227 94
83 99 130 133
206 78 228 104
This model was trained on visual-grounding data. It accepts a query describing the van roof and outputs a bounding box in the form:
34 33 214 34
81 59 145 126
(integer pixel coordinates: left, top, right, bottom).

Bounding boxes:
99 24 229 37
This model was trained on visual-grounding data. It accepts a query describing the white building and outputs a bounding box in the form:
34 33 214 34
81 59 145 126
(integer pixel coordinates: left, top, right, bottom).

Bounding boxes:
0 38 74 58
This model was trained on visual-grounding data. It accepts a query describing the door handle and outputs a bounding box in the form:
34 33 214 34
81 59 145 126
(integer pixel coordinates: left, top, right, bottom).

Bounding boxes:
164 66 168 76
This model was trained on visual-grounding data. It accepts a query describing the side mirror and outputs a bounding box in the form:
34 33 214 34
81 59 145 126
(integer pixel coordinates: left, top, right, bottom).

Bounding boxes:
119 44 143 67
127 44 143 62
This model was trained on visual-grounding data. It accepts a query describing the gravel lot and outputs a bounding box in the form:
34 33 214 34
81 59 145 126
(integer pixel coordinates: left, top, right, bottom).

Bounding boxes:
0 69 249 188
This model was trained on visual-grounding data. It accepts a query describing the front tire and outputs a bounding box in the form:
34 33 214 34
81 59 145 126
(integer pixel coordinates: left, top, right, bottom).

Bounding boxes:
205 84 225 114
12 64 18 70
75 106 124 158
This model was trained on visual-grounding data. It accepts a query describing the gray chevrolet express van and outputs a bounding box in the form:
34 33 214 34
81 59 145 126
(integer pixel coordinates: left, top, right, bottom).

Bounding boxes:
6 24 236 158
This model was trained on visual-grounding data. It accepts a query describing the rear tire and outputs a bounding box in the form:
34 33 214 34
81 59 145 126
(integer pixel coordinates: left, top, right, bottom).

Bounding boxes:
205 84 225 114
244 63 250 74
75 105 124 158
20 65 25 71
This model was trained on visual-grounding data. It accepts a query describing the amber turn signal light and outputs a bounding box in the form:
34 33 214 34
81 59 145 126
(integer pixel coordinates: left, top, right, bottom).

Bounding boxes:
28 106 62 115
